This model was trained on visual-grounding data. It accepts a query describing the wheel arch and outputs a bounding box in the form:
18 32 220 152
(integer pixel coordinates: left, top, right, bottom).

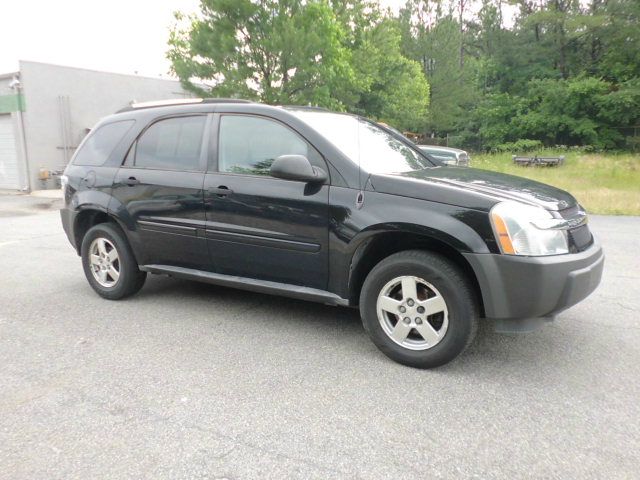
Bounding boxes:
72 206 123 255
347 229 485 317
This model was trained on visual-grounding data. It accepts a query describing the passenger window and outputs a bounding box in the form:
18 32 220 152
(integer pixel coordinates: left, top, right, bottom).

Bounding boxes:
134 116 205 170
73 120 134 166
218 115 317 176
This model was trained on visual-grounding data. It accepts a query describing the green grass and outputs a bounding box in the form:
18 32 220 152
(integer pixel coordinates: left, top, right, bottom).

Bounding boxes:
471 150 640 216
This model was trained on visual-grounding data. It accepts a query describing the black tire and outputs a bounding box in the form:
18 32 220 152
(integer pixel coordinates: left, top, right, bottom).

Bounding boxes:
81 222 146 300
360 250 478 369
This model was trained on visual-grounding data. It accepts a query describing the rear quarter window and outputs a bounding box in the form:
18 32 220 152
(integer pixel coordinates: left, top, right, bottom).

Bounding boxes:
73 120 135 166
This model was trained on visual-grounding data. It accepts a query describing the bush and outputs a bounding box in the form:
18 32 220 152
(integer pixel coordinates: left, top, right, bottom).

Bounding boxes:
492 139 543 153
462 77 640 151
626 136 640 152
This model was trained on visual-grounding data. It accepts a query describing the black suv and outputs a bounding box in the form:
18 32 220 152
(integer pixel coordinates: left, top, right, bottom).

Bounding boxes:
60 99 604 368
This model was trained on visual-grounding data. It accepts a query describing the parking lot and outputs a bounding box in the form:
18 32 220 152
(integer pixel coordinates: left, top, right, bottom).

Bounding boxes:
1 193 639 479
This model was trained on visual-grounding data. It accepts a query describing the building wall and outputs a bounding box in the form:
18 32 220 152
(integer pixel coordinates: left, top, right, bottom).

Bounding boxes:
19 61 192 190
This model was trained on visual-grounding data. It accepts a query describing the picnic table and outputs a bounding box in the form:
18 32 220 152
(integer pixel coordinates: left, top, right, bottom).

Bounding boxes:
512 155 565 167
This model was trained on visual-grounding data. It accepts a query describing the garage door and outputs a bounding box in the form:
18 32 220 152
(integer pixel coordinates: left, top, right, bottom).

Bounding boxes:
0 114 20 190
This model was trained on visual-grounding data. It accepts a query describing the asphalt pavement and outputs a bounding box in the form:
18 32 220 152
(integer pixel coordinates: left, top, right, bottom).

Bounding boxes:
1 193 639 479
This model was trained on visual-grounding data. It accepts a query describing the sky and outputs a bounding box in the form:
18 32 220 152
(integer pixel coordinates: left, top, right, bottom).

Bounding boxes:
0 0 447 79
1 0 201 78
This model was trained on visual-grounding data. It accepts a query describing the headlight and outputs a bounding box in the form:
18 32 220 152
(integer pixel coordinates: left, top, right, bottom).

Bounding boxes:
490 201 569 256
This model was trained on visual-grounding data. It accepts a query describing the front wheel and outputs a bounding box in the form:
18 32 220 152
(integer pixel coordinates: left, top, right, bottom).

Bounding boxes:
81 223 146 300
360 250 478 368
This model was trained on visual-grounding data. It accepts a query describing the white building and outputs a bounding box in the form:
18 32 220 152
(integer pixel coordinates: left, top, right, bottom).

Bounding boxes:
0 61 192 191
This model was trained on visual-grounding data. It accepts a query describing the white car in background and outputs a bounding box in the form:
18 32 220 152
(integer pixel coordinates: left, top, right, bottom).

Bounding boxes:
418 145 471 166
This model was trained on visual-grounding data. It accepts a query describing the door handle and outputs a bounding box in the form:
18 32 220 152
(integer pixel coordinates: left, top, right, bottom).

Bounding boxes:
208 186 233 197
124 176 140 186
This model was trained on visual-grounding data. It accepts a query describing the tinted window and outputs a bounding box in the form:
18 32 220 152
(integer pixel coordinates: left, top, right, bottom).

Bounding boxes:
135 116 205 170
218 115 309 176
73 120 134 166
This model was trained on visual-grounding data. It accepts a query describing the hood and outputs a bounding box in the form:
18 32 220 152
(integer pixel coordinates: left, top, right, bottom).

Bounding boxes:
369 167 577 212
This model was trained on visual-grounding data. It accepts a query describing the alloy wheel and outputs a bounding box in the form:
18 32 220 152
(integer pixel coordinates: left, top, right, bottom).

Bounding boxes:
376 275 449 351
88 237 120 288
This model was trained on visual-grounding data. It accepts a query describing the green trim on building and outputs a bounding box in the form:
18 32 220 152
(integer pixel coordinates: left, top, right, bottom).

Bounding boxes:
0 94 25 113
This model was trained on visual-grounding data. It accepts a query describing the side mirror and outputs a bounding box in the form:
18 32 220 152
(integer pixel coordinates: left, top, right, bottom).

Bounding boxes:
270 155 327 183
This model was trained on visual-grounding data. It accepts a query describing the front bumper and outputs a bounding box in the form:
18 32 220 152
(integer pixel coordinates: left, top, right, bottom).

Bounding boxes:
463 239 604 323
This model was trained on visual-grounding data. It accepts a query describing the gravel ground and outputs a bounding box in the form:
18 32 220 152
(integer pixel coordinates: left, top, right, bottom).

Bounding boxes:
1 195 638 479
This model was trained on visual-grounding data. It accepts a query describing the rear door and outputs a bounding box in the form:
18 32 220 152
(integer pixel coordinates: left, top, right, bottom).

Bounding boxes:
203 114 330 290
110 114 210 269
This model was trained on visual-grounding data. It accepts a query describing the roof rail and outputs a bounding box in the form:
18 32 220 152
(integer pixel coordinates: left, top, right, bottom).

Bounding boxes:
117 97 252 113
280 105 331 112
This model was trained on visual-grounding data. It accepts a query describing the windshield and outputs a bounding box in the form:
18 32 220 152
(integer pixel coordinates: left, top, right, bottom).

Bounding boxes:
290 111 432 174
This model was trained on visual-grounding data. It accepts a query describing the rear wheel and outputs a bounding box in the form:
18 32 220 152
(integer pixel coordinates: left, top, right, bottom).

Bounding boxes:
360 250 478 368
81 223 146 300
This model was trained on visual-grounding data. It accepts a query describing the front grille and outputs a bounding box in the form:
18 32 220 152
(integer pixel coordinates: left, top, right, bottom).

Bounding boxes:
558 205 593 252
568 224 593 252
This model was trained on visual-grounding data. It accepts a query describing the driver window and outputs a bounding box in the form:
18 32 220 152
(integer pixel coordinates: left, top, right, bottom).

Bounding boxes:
218 115 320 176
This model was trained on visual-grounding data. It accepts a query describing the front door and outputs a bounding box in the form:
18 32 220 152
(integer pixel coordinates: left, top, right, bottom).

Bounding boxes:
204 114 329 290
110 114 210 269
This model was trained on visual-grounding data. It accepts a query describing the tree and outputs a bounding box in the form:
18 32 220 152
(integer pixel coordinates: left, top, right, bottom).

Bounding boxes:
461 0 639 150
350 18 430 131
398 1 476 135
462 76 640 150
167 0 640 149
168 0 357 109
595 0 640 82
168 0 430 131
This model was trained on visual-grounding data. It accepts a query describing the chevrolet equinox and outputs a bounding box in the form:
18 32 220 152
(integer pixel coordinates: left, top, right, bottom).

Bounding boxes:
60 99 604 368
